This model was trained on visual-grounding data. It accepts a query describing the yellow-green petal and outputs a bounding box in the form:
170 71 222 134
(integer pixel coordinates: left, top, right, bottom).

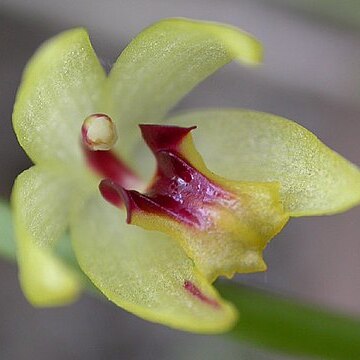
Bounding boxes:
166 109 360 216
13 28 106 165
12 166 80 305
71 193 237 333
16 236 80 306
13 166 75 247
103 18 262 158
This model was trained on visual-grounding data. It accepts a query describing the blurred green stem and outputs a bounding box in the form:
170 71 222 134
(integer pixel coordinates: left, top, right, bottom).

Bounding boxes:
1 200 360 359
0 200 16 261
268 0 360 30
219 282 360 359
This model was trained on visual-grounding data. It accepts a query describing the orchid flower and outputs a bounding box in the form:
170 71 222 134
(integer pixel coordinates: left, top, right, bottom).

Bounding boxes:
11 18 360 333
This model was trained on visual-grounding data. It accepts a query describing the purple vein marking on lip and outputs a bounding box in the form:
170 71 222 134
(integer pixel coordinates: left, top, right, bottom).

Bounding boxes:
183 280 220 308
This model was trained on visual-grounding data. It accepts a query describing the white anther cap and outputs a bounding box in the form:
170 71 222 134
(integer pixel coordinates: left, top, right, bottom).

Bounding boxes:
82 113 118 151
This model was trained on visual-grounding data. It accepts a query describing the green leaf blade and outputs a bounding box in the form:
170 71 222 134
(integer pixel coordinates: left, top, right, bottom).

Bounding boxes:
217 282 360 360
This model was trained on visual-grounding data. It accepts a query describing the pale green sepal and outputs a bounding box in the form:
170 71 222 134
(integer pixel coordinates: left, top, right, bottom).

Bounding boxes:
12 166 81 306
12 166 75 247
71 193 237 333
166 109 360 216
103 18 263 158
13 28 106 165
17 234 80 307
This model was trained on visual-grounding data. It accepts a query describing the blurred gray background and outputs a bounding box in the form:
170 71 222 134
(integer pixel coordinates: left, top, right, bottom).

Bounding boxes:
0 0 359 359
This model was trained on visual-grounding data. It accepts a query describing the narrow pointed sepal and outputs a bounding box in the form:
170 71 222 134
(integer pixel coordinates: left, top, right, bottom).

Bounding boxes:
101 125 289 281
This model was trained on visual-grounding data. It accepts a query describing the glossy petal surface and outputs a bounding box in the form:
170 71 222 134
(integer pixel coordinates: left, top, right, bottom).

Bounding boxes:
167 109 360 215
103 18 263 157
71 193 237 333
13 28 106 165
12 166 80 305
